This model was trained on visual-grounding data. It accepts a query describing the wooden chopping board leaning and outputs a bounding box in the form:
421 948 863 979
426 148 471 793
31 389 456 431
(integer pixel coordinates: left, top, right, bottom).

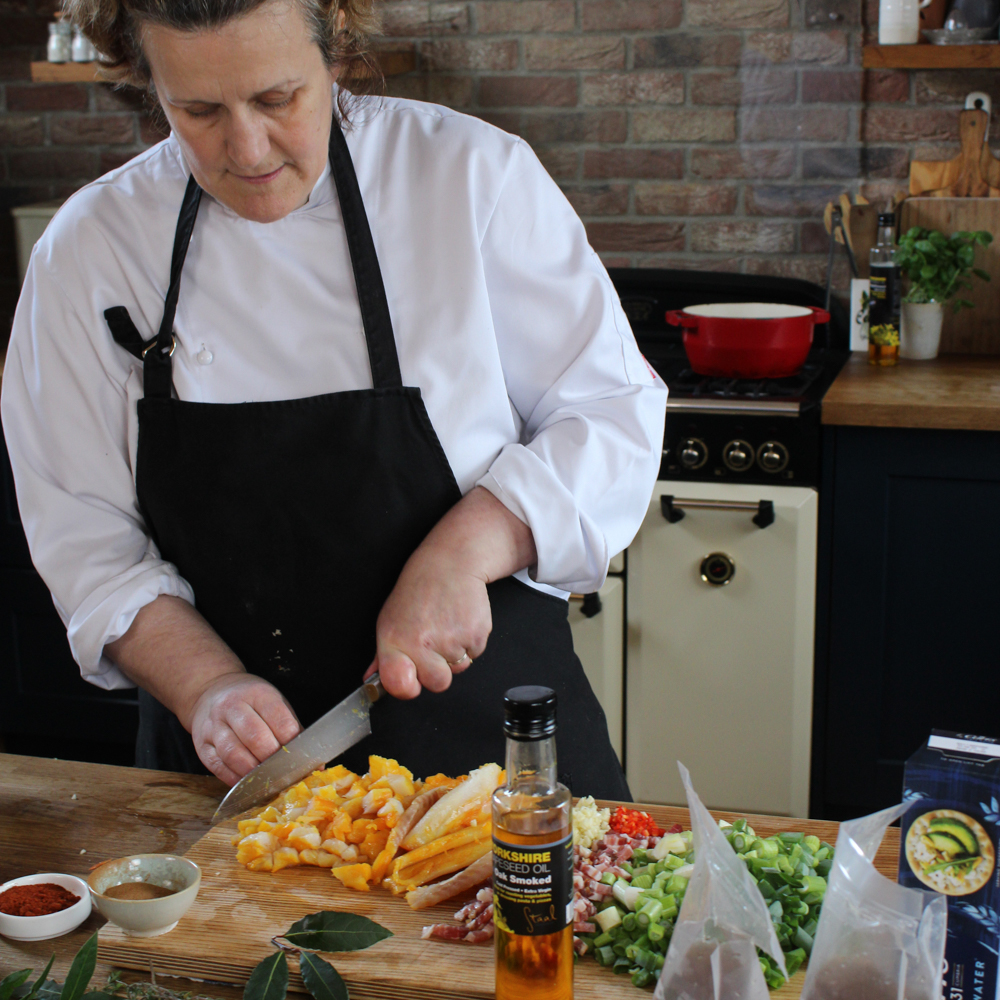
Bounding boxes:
909 92 1000 197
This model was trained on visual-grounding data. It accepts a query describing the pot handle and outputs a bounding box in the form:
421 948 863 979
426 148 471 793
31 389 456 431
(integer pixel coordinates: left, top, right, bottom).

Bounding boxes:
810 307 831 324
665 310 699 330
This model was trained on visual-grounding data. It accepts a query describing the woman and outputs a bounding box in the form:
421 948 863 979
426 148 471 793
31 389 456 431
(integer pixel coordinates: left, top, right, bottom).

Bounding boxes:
1 0 666 799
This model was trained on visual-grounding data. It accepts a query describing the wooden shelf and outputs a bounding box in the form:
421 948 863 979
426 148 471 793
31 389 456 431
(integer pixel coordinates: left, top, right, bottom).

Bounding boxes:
863 43 1000 68
30 60 103 82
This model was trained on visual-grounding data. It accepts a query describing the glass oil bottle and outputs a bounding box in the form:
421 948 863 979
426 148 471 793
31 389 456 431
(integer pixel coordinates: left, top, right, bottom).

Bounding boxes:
492 686 574 1000
868 211 901 366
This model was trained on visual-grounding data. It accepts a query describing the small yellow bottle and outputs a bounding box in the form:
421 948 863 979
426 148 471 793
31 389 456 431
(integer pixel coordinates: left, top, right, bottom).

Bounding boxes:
492 686 574 1000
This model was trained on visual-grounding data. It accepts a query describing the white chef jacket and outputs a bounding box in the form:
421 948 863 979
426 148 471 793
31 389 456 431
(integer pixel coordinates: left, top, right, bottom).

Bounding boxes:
1 91 667 692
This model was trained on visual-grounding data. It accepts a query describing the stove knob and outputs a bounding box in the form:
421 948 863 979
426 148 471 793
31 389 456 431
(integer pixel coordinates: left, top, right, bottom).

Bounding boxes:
700 552 735 586
722 439 754 472
757 441 789 474
679 438 708 470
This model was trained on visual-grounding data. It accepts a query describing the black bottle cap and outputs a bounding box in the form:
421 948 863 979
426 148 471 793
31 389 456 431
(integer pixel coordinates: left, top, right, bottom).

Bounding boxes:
878 212 895 225
503 686 557 741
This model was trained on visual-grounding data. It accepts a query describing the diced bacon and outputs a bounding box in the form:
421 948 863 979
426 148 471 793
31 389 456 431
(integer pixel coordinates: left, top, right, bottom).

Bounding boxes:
422 923 470 941
574 920 596 934
422 886 495 944
574 936 588 957
463 927 494 944
467 904 494 930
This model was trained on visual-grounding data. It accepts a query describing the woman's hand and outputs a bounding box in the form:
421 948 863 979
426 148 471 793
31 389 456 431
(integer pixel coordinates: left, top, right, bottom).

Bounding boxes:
372 549 491 699
106 594 300 785
368 486 536 699
188 673 301 786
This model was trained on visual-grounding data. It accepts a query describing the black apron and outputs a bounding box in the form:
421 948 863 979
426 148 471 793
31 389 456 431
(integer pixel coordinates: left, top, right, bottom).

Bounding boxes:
104 117 629 801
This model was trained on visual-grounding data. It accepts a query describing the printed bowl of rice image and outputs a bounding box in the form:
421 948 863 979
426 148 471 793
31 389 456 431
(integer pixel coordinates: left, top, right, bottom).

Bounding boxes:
905 809 995 896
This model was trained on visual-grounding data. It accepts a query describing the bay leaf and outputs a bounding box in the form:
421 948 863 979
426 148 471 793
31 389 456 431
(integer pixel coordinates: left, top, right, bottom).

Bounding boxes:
282 912 392 954
0 971 31 1000
243 952 288 1000
62 933 98 1000
299 953 348 1000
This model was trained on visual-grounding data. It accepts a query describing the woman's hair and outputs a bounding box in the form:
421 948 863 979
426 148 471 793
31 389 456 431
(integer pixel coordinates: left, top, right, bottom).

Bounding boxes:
61 0 382 112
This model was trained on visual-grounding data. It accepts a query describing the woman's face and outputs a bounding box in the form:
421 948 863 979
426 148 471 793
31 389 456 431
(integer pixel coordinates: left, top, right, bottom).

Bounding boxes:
143 0 338 223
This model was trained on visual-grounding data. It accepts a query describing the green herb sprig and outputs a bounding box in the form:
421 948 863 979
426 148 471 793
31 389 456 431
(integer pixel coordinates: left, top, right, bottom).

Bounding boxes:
895 226 992 312
0 910 392 1000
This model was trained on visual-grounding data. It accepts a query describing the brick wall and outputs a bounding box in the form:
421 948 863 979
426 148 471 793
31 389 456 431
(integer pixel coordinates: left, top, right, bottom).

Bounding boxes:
1 0 996 341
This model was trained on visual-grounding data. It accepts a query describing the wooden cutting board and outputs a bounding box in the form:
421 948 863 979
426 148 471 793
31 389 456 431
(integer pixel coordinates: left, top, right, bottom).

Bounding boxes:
900 197 1000 354
97 803 899 1000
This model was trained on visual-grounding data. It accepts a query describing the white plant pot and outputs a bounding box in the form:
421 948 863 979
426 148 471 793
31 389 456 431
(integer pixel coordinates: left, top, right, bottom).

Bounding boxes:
900 301 944 360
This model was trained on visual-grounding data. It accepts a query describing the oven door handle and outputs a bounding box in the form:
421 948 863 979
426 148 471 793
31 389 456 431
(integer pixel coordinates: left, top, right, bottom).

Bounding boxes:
661 495 775 529
569 592 603 617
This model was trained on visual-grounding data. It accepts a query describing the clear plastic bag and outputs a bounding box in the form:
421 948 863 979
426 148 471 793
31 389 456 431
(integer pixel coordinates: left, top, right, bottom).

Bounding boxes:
800 801 946 1000
654 762 788 1000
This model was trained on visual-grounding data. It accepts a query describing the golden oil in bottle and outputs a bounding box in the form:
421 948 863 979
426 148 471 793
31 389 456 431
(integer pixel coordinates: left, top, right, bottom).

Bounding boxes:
868 212 901 367
492 686 573 1000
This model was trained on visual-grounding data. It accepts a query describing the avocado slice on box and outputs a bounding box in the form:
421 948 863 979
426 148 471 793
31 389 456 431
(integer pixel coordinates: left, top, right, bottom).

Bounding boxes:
927 817 979 856
926 831 970 858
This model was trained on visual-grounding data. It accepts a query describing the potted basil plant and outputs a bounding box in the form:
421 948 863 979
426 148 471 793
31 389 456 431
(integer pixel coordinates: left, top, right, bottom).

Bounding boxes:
895 226 992 360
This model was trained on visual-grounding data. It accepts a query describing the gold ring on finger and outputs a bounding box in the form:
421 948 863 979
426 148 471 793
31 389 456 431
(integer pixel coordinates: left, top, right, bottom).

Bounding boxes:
447 652 471 667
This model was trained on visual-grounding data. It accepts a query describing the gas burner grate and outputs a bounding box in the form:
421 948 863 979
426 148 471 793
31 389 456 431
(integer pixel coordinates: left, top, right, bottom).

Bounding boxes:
669 364 823 400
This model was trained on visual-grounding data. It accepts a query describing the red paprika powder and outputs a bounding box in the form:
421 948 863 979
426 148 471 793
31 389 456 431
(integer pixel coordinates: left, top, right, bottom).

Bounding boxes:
0 882 80 916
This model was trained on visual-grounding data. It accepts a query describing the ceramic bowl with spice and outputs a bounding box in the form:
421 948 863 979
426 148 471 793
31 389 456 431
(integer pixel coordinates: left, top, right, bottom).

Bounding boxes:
0 873 92 941
88 854 200 937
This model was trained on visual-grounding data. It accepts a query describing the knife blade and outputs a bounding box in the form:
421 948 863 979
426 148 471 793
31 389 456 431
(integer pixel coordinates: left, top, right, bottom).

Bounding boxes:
211 672 385 825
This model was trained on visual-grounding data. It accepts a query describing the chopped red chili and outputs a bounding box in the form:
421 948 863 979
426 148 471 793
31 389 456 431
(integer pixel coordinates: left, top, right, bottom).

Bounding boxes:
608 805 664 839
0 882 80 916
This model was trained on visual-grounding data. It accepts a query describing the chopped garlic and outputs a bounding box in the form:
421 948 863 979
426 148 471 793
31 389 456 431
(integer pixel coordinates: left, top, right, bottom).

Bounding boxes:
573 795 610 849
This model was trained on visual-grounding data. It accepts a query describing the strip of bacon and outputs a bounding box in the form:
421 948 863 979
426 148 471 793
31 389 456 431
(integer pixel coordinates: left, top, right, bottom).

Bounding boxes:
405 849 493 910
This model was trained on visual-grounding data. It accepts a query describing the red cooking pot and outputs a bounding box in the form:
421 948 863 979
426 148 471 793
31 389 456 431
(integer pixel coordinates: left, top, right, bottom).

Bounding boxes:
665 302 830 379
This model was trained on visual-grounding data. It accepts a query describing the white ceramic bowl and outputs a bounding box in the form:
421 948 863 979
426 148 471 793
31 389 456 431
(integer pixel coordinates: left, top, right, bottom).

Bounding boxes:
88 854 200 937
0 873 92 941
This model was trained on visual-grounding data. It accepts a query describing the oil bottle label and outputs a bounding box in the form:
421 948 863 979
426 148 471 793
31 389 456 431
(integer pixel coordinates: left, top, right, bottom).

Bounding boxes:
868 265 901 347
492 835 574 936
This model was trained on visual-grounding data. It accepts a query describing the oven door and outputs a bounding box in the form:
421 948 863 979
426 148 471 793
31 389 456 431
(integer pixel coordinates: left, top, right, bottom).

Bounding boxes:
626 481 817 817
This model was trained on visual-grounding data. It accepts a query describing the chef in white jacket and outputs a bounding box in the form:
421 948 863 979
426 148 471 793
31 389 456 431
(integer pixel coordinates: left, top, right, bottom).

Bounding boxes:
1 0 666 797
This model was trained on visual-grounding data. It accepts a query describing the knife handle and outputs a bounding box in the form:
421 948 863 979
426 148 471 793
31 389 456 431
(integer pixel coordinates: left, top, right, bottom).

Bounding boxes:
364 672 385 704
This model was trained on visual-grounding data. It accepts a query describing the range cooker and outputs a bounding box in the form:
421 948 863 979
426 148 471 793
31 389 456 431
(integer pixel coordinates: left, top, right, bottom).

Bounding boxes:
601 269 848 817
610 268 849 489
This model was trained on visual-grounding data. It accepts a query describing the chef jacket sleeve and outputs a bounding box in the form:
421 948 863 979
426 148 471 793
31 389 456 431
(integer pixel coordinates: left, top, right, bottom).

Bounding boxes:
475 138 668 594
0 255 195 690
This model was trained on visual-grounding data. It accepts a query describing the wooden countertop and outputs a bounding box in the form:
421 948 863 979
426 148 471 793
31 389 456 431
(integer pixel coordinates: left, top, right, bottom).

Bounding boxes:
0 754 238 998
0 754 900 997
823 354 1000 431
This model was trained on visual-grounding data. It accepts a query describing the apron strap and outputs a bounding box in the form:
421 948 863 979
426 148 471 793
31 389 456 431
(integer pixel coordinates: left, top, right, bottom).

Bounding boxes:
328 118 403 391
142 175 203 399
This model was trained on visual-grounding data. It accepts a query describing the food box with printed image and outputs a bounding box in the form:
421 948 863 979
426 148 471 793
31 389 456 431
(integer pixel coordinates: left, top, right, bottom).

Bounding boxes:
899 730 1000 1000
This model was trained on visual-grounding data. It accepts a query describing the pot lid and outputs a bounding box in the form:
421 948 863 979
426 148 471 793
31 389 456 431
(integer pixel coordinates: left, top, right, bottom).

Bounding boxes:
684 302 814 319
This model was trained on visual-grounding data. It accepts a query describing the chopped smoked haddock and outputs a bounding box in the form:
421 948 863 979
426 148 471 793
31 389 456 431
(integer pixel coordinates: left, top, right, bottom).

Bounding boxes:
232 757 503 904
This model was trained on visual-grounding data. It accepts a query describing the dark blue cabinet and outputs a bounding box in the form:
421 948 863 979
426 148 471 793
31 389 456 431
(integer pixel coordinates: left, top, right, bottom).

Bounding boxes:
0 433 138 763
812 424 1000 819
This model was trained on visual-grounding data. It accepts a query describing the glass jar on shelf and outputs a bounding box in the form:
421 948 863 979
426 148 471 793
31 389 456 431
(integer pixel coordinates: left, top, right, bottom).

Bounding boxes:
47 20 72 63
71 27 97 62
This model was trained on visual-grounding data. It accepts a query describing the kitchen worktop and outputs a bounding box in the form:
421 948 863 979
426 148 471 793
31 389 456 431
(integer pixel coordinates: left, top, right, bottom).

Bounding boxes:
822 354 1000 431
0 754 901 996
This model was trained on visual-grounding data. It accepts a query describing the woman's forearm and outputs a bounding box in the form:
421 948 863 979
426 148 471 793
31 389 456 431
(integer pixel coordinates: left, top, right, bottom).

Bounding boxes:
104 594 246 730
419 485 537 584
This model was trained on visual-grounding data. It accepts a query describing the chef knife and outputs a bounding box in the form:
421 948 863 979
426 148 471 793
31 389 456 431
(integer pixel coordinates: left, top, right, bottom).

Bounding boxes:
211 672 385 825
